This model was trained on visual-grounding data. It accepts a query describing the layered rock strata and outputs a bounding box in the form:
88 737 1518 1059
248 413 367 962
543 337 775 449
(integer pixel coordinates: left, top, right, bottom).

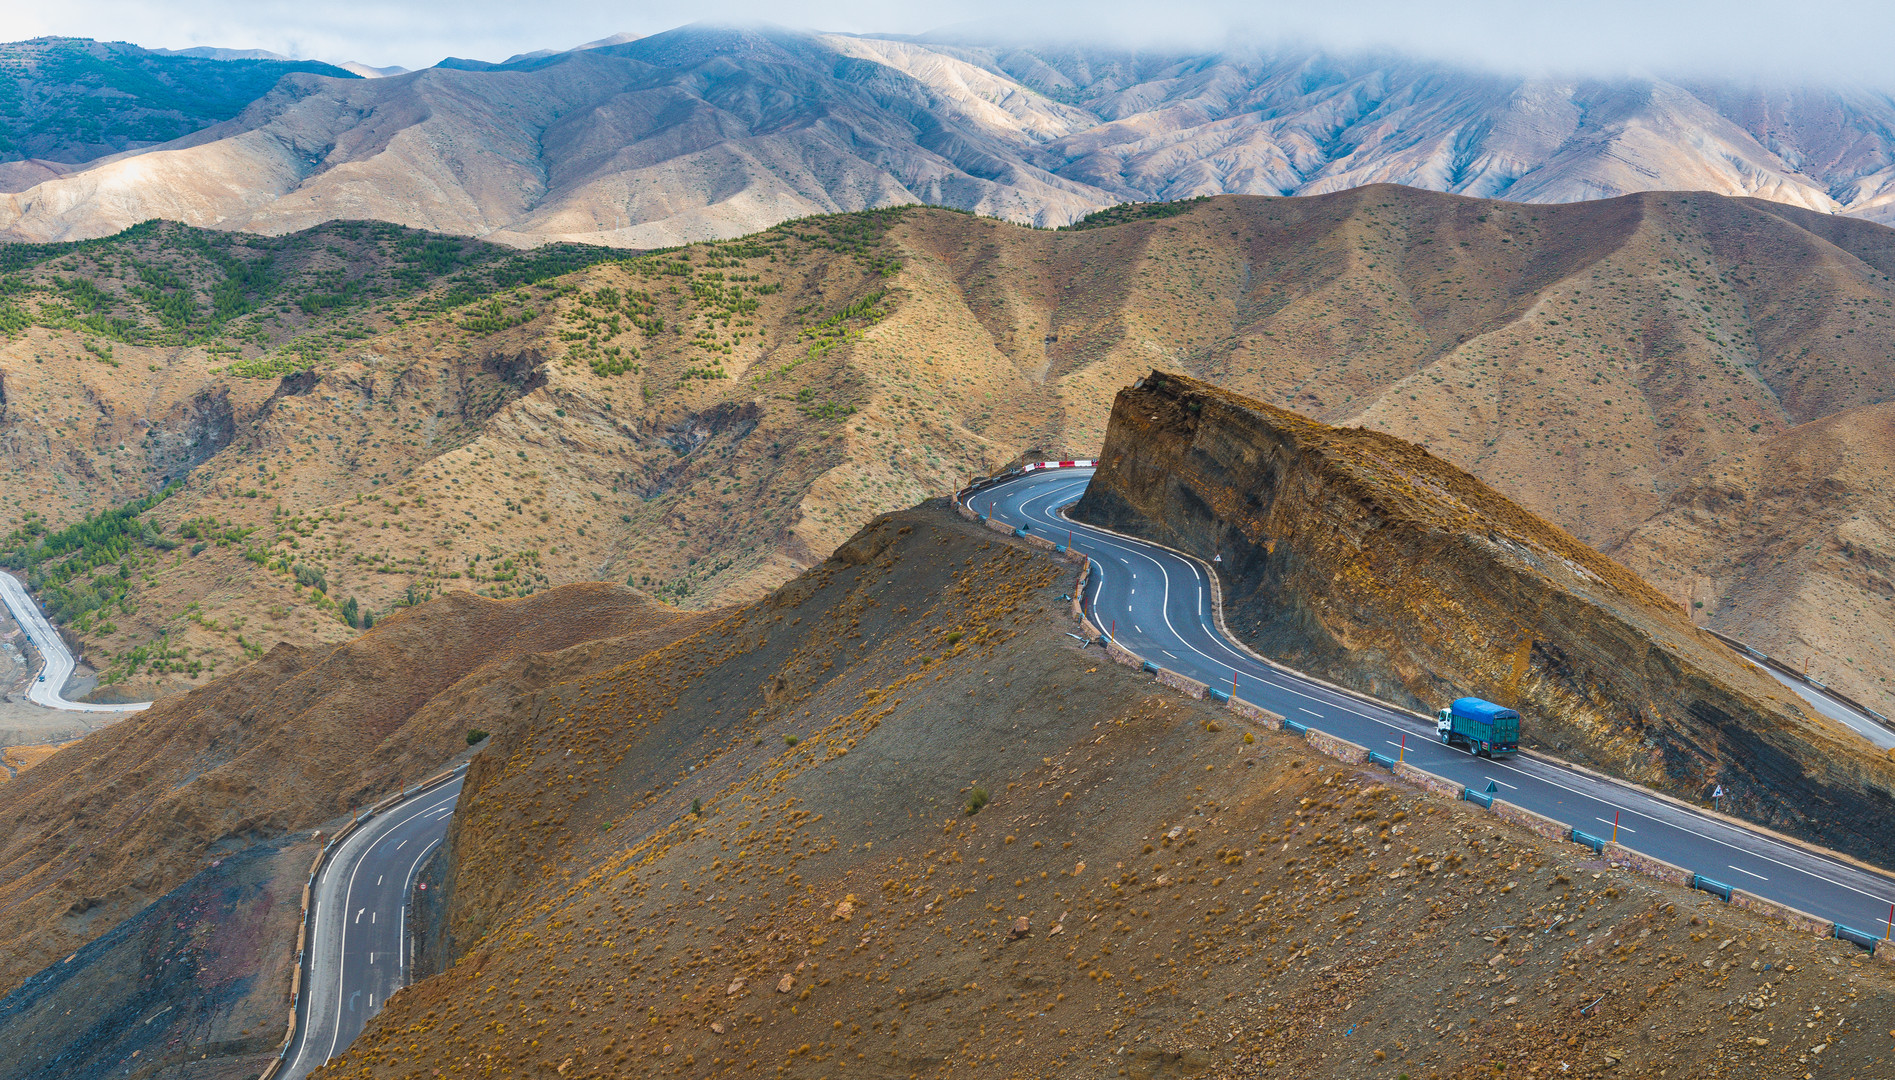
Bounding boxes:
1074 370 1895 863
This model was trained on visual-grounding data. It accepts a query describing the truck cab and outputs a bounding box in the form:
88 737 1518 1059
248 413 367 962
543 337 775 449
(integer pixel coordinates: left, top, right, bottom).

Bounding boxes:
1437 696 1520 758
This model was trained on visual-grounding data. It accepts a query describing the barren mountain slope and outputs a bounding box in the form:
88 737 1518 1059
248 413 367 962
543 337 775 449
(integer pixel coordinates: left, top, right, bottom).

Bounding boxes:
14 189 1895 716
19 29 1895 245
1073 371 1895 863
1613 402 1895 690
315 504 1895 1080
0 26 1113 249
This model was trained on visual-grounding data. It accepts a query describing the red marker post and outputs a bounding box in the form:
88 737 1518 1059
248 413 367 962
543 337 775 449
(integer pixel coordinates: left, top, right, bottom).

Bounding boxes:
1611 810 1620 844
1399 733 1406 764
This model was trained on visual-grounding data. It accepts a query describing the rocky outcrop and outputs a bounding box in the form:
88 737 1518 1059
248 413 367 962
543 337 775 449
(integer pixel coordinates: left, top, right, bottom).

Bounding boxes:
145 385 236 483
1073 371 1895 865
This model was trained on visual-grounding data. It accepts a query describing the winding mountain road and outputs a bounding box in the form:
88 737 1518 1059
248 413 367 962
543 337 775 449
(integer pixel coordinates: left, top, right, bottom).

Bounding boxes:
0 569 148 714
280 775 463 1080
973 466 1895 945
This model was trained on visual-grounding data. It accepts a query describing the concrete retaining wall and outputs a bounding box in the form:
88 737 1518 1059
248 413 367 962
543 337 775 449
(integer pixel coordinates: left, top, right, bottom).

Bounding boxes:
1227 697 1284 726
1155 669 1207 699
1392 762 1465 801
1604 842 1691 887
955 501 978 522
1730 889 1834 938
1490 799 1572 844
1105 641 1143 669
1305 728 1369 765
984 517 1016 538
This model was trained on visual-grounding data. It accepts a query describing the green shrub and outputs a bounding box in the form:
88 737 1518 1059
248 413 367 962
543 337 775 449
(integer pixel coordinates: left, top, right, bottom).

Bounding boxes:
466 728 488 745
965 786 989 815
784 734 799 746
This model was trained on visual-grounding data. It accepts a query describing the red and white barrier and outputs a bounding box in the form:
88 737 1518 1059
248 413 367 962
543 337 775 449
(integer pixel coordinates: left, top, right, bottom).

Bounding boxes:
1020 460 1096 471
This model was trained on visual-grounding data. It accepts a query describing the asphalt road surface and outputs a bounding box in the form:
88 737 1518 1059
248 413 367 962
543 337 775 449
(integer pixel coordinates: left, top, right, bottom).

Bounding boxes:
0 570 148 714
282 775 463 1080
1743 659 1895 751
973 466 1895 943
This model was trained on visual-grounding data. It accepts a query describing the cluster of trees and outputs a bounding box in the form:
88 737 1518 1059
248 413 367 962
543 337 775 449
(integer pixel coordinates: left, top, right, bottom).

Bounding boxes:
0 484 180 627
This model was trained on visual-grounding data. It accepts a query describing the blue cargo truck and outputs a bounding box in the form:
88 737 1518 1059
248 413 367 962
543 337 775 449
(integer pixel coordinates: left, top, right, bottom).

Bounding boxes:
1436 697 1520 757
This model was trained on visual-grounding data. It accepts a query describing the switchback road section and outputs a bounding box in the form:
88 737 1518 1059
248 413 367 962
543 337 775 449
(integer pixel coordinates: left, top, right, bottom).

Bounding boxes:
0 569 149 714
970 465 1895 949
280 773 464 1080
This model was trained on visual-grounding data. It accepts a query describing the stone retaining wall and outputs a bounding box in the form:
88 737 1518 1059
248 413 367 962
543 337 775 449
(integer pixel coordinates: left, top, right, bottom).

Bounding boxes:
1490 799 1572 844
1604 842 1691 887
1105 641 1142 669
1730 889 1834 938
1227 697 1284 726
1305 728 1368 765
1155 669 1207 699
984 517 1016 538
1393 762 1465 801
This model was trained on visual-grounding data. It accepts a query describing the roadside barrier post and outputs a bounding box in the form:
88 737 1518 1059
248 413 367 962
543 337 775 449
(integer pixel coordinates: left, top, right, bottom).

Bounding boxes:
1399 733 1405 763
1611 810 1620 844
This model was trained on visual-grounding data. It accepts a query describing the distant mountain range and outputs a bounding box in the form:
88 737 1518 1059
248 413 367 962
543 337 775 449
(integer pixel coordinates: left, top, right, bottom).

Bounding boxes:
7 25 1895 247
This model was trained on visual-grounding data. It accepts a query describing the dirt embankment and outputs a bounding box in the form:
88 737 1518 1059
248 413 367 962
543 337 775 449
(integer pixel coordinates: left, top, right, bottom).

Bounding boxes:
1072 371 1895 867
0 582 707 1012
320 502 1895 1080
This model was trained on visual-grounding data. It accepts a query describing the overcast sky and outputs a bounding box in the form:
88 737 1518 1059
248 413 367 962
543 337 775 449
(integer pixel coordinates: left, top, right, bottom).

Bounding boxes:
16 0 1895 84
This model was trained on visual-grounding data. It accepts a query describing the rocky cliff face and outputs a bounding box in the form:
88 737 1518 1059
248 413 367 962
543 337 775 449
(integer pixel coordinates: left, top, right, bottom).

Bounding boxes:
1073 371 1895 864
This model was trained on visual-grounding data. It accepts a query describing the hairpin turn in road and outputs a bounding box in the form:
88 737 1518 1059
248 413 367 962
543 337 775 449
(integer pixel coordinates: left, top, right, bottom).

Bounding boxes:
970 465 1895 945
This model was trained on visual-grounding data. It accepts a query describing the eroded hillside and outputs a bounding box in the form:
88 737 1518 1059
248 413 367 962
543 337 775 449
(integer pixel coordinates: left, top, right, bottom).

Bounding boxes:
313 504 1895 1080
1073 371 1895 866
13 190 1895 716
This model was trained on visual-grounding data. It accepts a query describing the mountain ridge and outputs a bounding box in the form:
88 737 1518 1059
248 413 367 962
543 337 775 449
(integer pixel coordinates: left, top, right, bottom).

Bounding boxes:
12 28 1895 246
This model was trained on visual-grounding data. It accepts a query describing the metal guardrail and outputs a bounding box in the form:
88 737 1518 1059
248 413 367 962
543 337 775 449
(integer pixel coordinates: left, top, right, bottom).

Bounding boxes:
1206 687 1230 703
1690 874 1733 901
1462 788 1494 809
1281 718 1308 735
1570 829 1606 854
1833 923 1880 953
1140 660 1160 674
1366 751 1396 768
